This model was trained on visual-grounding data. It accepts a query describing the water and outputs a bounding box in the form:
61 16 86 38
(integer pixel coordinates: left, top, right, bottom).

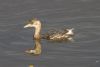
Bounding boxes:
0 0 100 67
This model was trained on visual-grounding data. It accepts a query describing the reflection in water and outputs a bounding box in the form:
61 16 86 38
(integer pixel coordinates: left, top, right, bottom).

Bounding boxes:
25 40 42 55
25 36 74 55
29 64 34 67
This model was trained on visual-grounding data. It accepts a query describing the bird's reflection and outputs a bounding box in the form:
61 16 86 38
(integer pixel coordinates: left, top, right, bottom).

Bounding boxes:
25 40 42 56
29 64 34 67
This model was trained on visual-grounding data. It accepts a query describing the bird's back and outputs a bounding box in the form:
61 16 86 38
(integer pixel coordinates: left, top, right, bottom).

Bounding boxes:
42 28 73 41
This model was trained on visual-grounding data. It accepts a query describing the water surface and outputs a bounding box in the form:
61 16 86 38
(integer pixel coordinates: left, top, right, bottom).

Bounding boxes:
0 0 100 67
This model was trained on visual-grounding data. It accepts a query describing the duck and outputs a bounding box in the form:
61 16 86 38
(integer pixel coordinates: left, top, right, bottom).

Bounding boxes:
24 18 74 41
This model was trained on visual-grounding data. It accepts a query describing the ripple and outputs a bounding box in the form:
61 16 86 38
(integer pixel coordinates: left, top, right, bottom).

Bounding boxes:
0 8 67 19
4 51 24 56
11 41 30 45
74 30 100 43
0 23 23 26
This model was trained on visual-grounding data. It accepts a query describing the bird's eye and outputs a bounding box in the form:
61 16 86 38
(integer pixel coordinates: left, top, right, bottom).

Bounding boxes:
26 19 33 24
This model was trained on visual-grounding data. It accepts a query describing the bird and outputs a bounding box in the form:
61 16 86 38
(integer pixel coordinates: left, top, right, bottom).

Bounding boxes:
24 18 74 41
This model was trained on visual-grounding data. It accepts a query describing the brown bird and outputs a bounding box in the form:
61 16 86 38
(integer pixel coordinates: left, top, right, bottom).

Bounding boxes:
24 18 74 41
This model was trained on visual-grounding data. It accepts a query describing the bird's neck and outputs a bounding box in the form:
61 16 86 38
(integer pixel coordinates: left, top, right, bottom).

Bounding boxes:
34 26 41 39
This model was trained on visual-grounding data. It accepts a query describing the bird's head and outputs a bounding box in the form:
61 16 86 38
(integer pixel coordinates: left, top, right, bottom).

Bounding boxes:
24 18 41 28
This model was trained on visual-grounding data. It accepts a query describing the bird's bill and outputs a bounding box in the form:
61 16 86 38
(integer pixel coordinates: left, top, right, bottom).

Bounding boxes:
24 24 33 28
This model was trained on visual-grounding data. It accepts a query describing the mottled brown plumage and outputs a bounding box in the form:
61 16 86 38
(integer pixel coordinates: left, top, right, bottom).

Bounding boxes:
24 18 74 41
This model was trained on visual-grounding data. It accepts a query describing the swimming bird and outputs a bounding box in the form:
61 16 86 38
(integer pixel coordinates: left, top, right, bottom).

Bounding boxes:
24 18 74 41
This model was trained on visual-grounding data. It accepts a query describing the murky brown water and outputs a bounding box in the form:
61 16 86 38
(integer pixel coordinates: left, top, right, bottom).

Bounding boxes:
0 0 100 67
